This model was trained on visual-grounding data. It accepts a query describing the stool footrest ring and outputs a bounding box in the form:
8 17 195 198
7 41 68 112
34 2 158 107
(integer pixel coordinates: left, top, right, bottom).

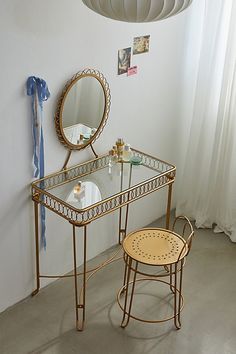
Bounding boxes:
117 277 184 324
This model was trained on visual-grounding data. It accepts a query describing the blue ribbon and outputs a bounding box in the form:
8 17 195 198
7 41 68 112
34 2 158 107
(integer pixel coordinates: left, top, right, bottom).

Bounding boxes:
27 76 50 250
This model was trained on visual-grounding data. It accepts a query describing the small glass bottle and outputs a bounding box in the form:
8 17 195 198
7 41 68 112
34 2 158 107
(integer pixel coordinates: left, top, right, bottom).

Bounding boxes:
109 149 118 173
116 138 124 161
123 144 133 162
74 181 82 198
108 150 112 174
77 133 84 145
113 145 118 159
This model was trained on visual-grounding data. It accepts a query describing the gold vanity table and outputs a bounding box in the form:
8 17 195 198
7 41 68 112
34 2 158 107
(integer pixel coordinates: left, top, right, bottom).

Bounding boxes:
31 69 176 331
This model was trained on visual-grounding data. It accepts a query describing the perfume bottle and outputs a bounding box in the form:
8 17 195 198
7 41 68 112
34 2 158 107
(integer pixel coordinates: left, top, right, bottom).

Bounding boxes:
108 149 118 174
123 144 133 162
77 134 84 145
74 181 82 198
74 181 85 200
111 146 118 163
116 138 124 161
108 149 114 170
112 145 118 159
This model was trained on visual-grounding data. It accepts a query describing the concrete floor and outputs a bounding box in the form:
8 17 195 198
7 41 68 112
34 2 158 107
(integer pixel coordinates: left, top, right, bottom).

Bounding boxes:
1 217 236 354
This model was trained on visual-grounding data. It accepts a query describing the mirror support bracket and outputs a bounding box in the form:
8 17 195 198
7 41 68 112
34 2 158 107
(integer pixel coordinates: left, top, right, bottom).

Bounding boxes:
61 150 72 171
61 144 98 171
90 144 98 158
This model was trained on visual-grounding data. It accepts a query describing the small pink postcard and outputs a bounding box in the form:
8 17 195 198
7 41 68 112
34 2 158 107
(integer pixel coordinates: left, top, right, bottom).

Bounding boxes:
127 66 138 76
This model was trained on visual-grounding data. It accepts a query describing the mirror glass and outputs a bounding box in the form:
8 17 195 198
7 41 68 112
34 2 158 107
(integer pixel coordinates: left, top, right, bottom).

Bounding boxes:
55 69 111 150
62 77 105 146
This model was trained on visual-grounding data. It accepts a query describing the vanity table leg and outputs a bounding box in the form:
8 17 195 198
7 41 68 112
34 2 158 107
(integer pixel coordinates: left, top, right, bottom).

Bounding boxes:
166 183 173 230
123 163 132 239
32 200 40 296
72 224 87 331
80 225 87 331
118 162 124 244
72 225 79 328
119 206 130 244
119 163 133 244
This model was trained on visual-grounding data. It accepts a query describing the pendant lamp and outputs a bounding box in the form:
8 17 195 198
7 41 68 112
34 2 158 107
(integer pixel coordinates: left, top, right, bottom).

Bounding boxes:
82 0 193 23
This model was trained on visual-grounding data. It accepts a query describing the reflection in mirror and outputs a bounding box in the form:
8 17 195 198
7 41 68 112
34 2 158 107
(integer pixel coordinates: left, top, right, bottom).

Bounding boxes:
66 181 102 209
62 77 105 145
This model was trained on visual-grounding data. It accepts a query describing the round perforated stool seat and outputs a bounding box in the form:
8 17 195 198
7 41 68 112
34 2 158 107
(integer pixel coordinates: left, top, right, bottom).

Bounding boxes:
123 228 188 266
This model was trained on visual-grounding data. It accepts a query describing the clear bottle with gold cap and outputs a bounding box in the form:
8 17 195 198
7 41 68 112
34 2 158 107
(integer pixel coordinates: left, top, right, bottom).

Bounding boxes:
116 138 124 161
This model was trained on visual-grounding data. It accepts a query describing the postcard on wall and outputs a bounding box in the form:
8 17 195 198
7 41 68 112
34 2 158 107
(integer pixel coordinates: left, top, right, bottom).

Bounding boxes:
127 66 138 76
118 47 131 75
133 35 150 55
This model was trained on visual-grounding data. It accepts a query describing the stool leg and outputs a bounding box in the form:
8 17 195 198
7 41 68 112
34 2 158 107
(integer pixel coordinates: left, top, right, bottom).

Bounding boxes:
121 257 132 327
177 259 184 328
169 264 175 294
121 253 129 295
121 260 138 328
174 260 184 329
173 262 179 329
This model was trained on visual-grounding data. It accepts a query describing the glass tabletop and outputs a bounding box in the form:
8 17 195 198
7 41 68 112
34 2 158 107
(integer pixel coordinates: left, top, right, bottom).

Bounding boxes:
51 162 160 209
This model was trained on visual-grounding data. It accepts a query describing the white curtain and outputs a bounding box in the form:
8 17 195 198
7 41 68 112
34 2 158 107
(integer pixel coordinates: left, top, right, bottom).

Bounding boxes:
176 0 236 241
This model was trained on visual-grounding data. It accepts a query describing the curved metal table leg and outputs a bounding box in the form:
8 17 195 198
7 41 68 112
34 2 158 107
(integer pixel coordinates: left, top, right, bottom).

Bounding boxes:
32 200 40 296
73 225 87 331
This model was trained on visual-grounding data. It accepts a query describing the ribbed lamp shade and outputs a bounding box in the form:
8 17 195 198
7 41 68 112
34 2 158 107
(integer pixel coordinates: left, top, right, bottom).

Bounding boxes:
82 0 193 23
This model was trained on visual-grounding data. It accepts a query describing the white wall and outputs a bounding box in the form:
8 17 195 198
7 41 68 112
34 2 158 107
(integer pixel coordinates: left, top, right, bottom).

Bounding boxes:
0 0 199 313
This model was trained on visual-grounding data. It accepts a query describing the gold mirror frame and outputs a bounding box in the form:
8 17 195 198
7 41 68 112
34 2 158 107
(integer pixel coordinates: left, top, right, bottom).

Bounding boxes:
55 68 111 152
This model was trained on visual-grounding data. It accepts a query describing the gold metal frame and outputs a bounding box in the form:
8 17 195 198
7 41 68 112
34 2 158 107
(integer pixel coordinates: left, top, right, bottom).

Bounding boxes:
31 149 176 330
32 149 175 226
117 276 184 325
117 217 194 330
55 68 111 154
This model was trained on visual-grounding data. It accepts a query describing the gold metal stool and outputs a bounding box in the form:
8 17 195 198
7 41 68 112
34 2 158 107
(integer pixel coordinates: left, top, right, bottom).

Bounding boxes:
117 216 194 329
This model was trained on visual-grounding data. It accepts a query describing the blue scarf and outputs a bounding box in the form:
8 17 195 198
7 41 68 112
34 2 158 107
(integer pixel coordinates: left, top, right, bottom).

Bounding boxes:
27 76 50 250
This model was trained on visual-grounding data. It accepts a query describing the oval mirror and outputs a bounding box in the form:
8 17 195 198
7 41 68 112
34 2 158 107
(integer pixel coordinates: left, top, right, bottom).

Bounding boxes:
55 69 111 150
